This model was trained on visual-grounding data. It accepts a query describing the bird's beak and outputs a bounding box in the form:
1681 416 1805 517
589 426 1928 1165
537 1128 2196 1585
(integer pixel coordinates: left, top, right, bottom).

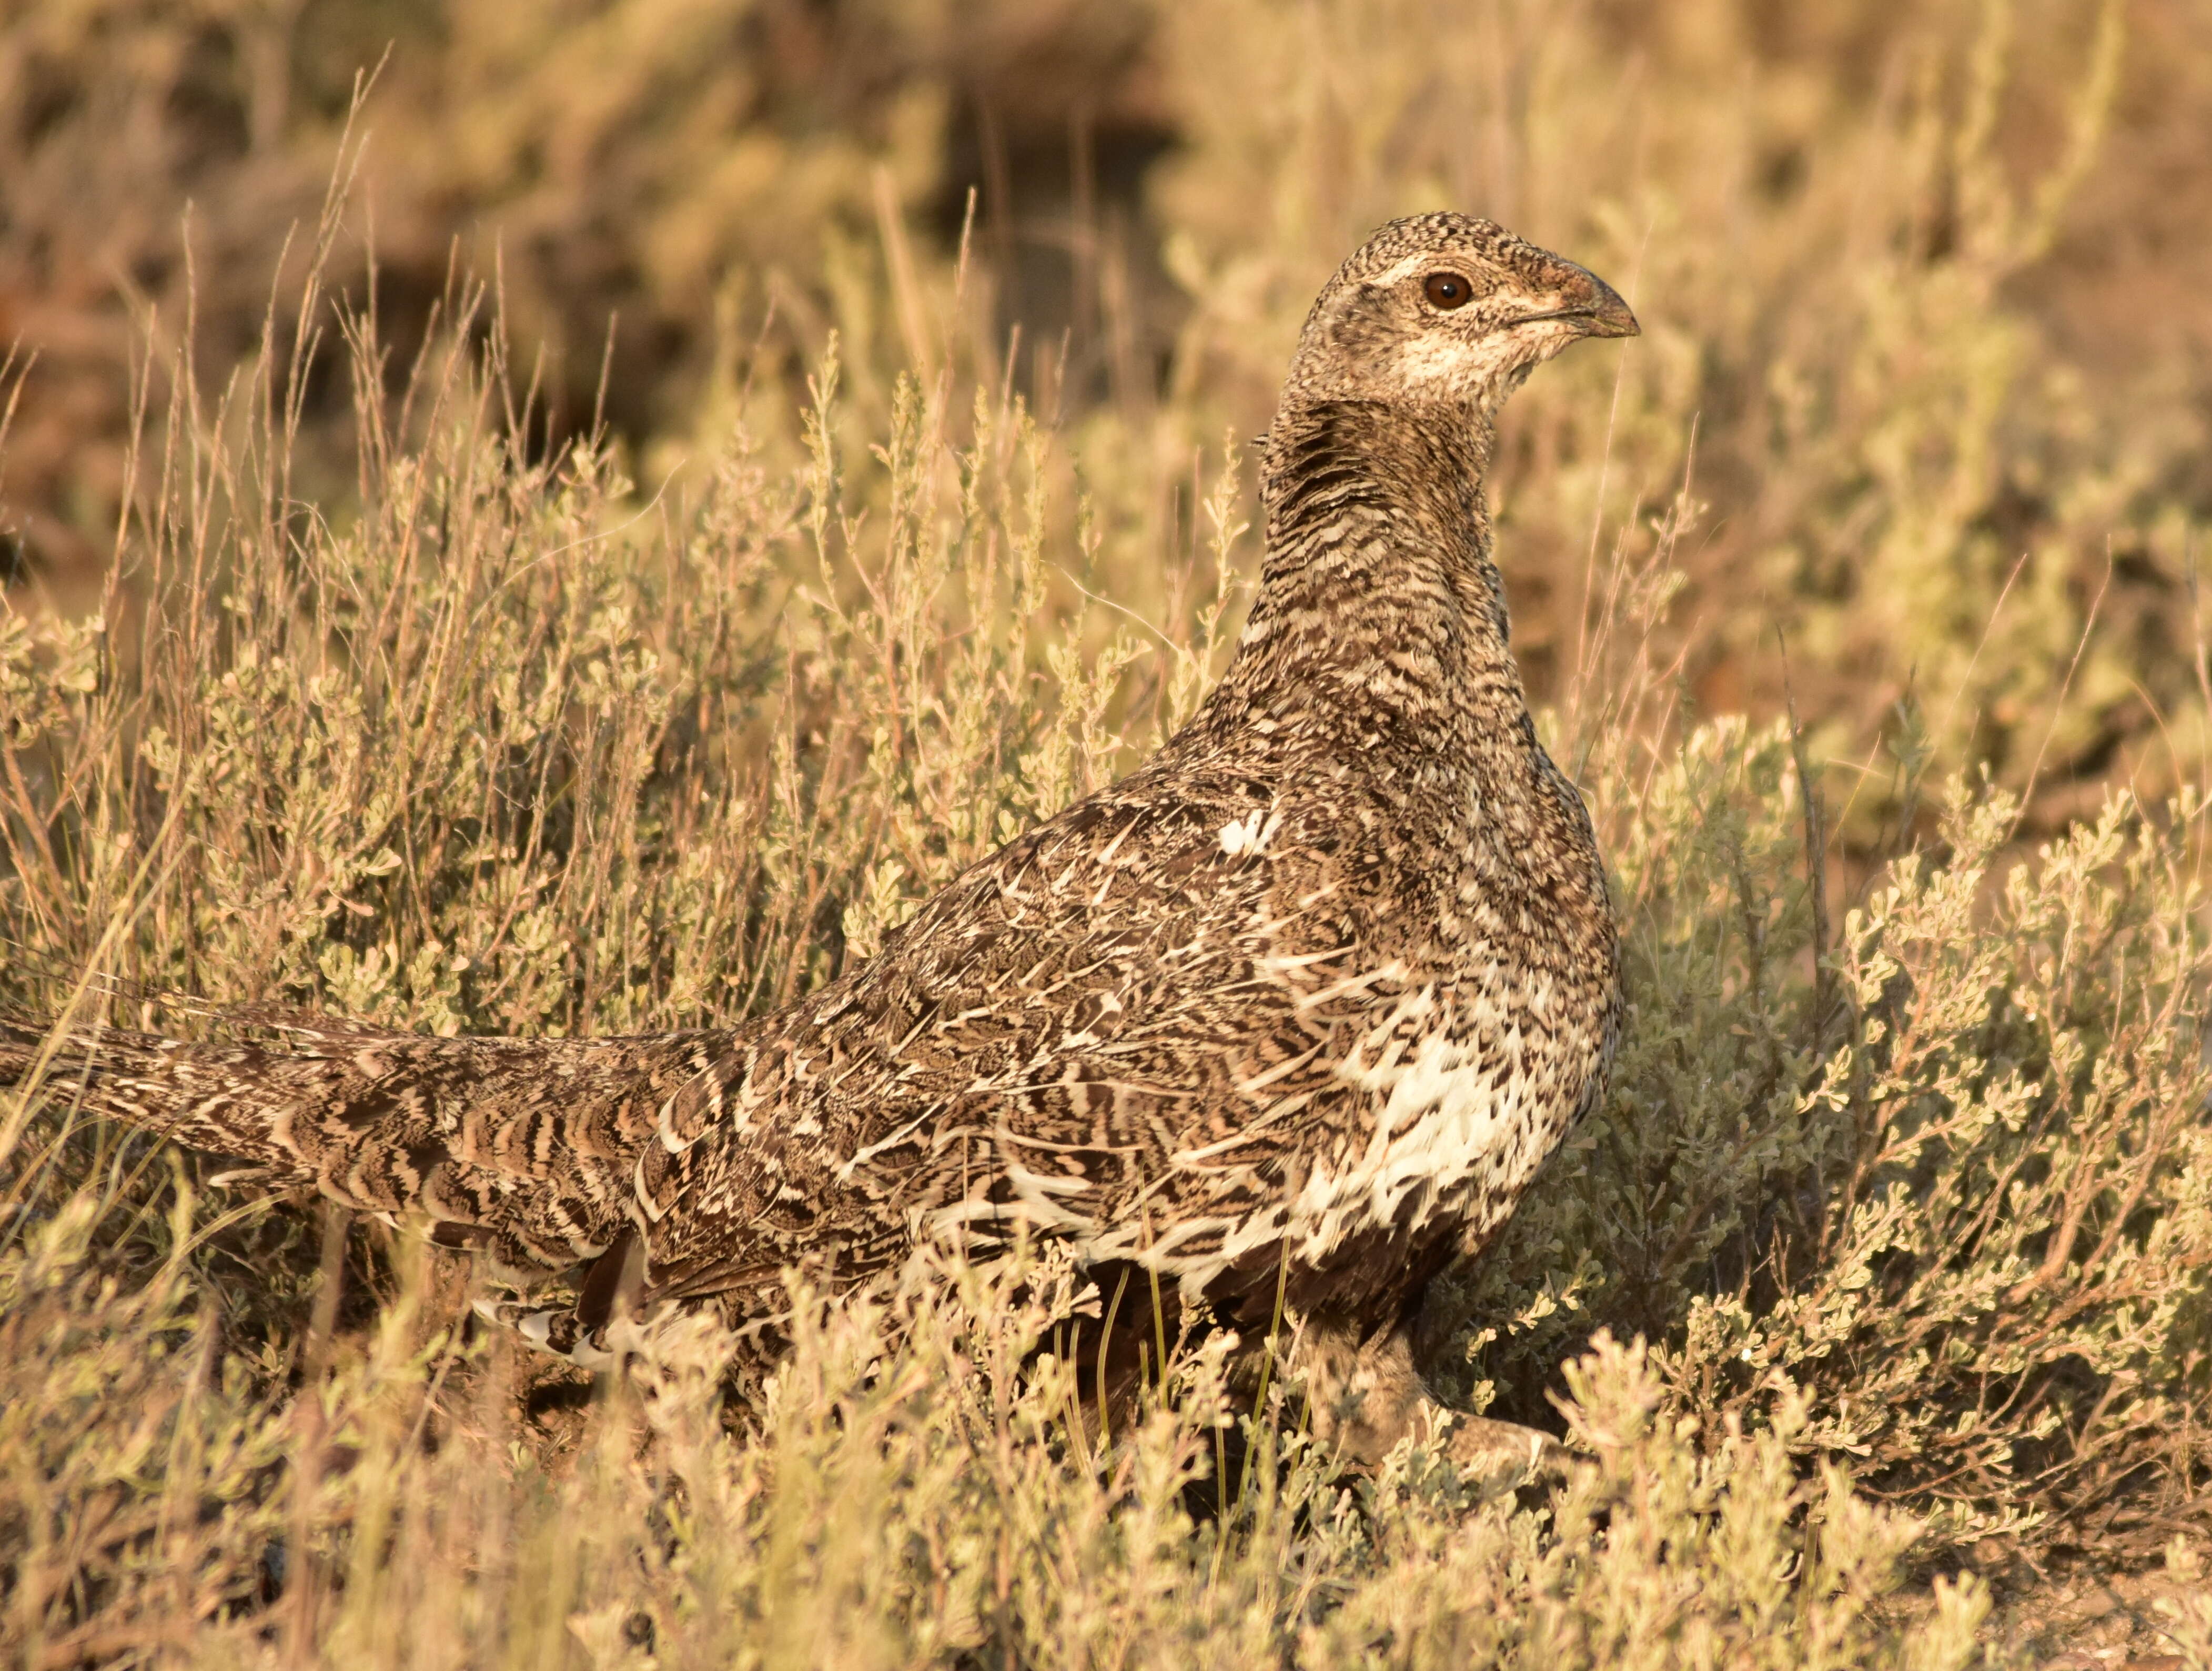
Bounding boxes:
1571 268 1640 338
1516 260 1640 338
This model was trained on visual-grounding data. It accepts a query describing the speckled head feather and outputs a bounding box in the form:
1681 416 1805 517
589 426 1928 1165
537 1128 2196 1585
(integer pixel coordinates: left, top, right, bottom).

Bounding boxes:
1280 212 1637 410
4 214 1637 1471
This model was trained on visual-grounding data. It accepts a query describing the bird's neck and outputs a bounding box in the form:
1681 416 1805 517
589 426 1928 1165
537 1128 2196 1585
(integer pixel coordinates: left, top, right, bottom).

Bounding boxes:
1194 398 1530 763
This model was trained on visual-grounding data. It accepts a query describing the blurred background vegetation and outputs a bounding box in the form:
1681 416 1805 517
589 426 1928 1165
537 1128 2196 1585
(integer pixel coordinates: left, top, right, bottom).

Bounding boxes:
4 0 2210 839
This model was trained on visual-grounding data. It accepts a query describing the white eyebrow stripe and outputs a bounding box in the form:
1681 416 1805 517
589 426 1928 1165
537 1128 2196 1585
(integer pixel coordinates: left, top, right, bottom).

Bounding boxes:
1366 254 1437 287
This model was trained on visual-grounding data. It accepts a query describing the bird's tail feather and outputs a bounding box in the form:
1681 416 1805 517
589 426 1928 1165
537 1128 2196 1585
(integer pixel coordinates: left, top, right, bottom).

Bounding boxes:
1 1011 731 1281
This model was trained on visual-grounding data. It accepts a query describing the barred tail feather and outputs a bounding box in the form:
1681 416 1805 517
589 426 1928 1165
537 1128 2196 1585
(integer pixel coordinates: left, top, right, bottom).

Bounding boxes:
1 1014 730 1283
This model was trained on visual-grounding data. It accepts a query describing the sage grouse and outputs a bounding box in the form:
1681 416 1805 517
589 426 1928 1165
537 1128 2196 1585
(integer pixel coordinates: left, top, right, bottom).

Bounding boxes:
6 214 1633 1472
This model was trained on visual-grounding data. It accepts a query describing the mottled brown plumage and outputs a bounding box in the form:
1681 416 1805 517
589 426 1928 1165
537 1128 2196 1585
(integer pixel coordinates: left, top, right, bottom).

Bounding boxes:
4 214 1634 1471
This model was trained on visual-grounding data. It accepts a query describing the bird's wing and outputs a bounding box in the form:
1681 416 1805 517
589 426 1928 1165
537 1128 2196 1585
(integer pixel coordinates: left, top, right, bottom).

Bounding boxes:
634 766 1383 1301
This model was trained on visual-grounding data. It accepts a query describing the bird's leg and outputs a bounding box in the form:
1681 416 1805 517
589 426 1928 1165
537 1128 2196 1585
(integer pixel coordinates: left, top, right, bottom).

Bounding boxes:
1292 1317 1568 1488
1293 1315 1429 1467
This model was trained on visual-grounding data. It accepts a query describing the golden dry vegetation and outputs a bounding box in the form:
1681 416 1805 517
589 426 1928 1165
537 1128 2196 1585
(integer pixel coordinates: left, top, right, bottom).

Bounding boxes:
5 1 2212 1664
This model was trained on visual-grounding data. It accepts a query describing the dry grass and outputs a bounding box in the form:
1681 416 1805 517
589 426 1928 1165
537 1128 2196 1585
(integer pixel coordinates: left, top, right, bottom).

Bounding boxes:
5 0 2212 1664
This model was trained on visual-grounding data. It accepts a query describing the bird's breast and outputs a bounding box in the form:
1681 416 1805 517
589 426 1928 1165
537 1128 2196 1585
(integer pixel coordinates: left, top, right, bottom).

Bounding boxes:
1285 973 1594 1261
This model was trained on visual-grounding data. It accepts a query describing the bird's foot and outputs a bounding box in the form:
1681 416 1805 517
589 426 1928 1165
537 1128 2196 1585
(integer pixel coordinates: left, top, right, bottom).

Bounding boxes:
1430 1408 1571 1493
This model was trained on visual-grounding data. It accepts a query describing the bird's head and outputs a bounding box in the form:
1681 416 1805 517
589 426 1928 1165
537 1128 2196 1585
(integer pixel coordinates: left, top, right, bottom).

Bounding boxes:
1281 212 1638 412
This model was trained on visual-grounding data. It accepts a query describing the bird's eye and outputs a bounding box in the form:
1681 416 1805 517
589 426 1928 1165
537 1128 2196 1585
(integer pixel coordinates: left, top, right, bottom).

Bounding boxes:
1423 271 1473 310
